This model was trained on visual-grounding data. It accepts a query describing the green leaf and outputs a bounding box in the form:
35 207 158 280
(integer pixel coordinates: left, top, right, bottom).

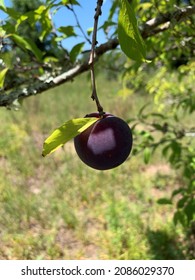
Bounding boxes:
177 196 188 209
0 25 6 37
42 118 98 157
87 27 93 36
118 0 146 62
35 6 53 41
138 2 153 10
11 34 43 61
138 103 150 118
150 113 166 119
62 0 80 5
99 21 116 33
144 147 151 164
162 143 172 158
152 123 164 131
157 198 172 205
0 0 5 9
0 67 8 89
173 211 187 227
108 0 118 21
69 42 84 63
171 188 185 198
0 7 20 19
16 15 28 30
184 199 195 224
58 26 77 37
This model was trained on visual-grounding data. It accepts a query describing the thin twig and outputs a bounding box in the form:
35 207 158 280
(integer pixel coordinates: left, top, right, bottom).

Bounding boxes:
69 3 92 45
89 0 104 115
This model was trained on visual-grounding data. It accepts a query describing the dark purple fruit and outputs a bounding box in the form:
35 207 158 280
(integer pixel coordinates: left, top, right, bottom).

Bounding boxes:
74 112 133 170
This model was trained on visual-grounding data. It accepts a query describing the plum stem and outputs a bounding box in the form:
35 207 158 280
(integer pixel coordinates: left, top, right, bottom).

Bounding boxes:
89 0 104 116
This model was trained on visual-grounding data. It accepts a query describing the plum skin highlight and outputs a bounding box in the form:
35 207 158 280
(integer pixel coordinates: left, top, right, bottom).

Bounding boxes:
74 113 133 170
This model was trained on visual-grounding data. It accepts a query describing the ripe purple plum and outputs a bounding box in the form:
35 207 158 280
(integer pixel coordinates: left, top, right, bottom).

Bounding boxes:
74 113 133 170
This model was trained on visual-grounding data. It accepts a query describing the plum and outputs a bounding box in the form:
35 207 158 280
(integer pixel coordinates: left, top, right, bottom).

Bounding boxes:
74 112 133 170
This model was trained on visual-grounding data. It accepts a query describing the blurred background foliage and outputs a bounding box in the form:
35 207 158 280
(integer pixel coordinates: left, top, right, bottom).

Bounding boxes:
0 0 194 259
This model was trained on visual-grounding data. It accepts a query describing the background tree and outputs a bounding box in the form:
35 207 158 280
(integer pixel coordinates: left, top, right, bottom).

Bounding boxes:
0 0 71 97
11 0 55 53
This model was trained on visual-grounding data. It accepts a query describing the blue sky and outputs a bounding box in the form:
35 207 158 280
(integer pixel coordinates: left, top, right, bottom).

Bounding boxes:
0 0 114 50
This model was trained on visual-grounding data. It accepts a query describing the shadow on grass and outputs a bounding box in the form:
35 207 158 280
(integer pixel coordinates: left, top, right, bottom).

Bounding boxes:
147 229 186 260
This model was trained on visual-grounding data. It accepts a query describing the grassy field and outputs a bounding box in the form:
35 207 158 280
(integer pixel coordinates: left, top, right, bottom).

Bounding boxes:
0 73 187 259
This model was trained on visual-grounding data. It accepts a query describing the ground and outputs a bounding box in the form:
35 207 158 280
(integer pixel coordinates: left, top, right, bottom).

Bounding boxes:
0 73 190 259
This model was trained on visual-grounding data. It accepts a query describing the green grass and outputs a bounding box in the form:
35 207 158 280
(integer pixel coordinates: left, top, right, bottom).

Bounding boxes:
0 73 186 259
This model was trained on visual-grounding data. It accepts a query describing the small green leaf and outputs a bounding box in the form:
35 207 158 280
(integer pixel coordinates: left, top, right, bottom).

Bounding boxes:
0 0 5 9
0 25 6 37
184 199 195 224
157 198 172 205
87 27 93 36
177 196 188 209
171 188 184 198
35 5 47 15
118 0 146 62
144 147 151 164
138 2 153 10
69 42 84 63
99 21 116 33
1 7 20 19
173 211 187 227
152 123 164 131
138 103 150 118
62 0 80 5
151 113 166 119
42 118 98 157
0 67 8 89
16 15 28 30
162 143 172 158
58 26 77 37
34 5 53 41
108 1 118 21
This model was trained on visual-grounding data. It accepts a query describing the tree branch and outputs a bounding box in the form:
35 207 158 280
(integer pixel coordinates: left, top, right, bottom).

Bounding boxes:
0 5 194 108
141 5 195 38
89 0 104 114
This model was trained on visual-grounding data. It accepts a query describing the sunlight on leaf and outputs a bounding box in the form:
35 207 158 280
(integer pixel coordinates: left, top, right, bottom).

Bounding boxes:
42 117 98 157
0 0 5 9
62 0 80 5
87 27 93 36
0 68 8 89
118 0 146 62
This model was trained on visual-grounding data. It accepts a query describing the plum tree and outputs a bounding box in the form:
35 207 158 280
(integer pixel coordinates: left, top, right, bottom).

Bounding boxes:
74 113 133 170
